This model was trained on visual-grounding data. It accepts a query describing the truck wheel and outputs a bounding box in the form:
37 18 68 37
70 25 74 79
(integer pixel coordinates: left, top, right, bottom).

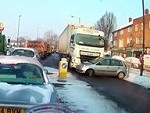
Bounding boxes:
86 69 94 77
117 72 125 79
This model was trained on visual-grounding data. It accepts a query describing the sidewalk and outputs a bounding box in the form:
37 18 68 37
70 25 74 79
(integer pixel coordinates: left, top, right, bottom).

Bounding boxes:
129 68 150 77
124 68 150 89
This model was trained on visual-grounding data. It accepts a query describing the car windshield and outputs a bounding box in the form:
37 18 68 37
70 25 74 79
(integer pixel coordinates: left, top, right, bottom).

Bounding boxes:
89 57 103 64
0 63 44 85
12 49 34 57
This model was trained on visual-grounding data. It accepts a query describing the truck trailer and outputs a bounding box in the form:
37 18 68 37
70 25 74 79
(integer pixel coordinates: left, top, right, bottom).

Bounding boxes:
58 24 105 68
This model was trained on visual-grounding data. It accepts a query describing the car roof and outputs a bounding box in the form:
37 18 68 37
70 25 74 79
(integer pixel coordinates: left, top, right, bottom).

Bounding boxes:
0 56 43 68
103 56 123 61
13 47 35 52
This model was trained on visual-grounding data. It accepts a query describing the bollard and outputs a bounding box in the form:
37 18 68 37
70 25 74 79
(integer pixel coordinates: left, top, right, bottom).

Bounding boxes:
57 58 68 82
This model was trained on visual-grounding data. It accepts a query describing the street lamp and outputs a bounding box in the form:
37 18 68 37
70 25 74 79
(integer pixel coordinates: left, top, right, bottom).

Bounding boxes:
140 0 145 76
17 15 21 47
71 15 80 24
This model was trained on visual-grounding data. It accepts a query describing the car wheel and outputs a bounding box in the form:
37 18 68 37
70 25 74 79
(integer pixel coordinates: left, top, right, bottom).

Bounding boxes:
117 72 125 79
86 69 94 77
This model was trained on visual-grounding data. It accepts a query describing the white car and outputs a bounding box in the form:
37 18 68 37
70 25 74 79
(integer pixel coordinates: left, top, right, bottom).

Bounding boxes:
0 56 58 112
10 47 40 60
125 57 140 68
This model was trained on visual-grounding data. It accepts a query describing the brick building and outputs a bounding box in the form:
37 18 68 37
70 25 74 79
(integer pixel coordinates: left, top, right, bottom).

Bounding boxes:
112 9 150 58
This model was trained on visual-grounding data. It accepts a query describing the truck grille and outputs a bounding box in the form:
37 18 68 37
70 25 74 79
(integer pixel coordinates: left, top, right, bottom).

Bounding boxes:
80 55 97 63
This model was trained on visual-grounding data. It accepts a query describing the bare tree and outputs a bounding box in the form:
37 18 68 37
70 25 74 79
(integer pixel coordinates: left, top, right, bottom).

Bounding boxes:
43 30 58 49
95 11 117 50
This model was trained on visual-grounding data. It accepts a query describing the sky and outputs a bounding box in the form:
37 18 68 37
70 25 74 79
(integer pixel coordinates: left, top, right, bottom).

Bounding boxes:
0 0 150 40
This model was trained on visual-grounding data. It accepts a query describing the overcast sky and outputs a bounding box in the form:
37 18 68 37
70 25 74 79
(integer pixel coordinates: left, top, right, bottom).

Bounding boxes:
0 0 150 40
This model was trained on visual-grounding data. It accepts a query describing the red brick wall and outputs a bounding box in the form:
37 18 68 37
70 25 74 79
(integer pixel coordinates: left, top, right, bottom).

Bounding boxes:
133 14 150 48
113 25 133 48
113 13 150 49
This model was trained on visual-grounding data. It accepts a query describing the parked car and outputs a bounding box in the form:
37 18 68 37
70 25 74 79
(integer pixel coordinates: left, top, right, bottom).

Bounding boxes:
76 56 128 79
0 56 58 112
10 47 40 60
125 57 140 68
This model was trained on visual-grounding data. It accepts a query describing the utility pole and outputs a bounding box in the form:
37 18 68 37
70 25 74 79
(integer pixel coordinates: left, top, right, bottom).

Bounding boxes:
140 0 145 76
17 15 21 47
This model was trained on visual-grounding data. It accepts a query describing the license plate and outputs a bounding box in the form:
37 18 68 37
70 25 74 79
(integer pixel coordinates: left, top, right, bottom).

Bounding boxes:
0 108 25 113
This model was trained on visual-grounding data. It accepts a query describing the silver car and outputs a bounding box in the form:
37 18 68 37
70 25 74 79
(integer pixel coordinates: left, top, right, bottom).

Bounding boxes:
76 56 128 79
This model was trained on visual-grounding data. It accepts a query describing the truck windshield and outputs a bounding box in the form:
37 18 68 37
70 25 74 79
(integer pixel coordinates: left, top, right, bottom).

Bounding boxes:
75 34 104 47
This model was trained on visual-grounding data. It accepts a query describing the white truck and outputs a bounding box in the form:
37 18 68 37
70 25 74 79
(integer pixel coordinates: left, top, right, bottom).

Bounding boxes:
58 24 105 68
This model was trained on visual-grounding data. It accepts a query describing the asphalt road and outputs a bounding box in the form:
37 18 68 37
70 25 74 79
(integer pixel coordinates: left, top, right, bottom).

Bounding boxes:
41 53 150 113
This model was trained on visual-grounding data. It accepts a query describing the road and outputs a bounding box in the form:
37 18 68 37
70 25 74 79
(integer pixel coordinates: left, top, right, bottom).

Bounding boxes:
41 53 150 113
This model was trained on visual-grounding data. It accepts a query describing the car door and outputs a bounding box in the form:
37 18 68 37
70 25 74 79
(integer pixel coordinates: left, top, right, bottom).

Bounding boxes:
110 59 124 76
94 58 111 76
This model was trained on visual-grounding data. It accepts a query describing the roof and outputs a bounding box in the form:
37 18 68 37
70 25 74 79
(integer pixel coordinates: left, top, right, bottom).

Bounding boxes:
13 47 35 52
113 21 133 32
0 56 42 68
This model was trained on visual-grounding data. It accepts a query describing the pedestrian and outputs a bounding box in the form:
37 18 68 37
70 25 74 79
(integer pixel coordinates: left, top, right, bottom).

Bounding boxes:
139 54 143 69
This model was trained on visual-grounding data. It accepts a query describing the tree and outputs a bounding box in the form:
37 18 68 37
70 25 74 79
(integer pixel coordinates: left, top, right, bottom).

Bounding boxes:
95 11 117 50
43 30 58 49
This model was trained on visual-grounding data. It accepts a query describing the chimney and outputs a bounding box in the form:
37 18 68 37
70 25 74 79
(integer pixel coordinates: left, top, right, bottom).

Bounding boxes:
145 9 149 15
129 17 132 22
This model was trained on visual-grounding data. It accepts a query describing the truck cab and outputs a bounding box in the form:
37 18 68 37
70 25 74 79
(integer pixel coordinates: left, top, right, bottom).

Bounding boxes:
58 24 105 69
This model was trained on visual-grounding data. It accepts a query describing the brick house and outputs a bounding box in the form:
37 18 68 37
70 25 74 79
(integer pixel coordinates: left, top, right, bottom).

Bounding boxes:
112 9 150 58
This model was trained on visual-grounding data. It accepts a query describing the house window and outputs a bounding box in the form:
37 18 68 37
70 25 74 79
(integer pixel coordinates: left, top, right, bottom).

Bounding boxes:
128 26 132 32
141 23 143 30
136 37 143 44
120 30 124 35
119 39 123 47
127 37 132 44
135 24 138 31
